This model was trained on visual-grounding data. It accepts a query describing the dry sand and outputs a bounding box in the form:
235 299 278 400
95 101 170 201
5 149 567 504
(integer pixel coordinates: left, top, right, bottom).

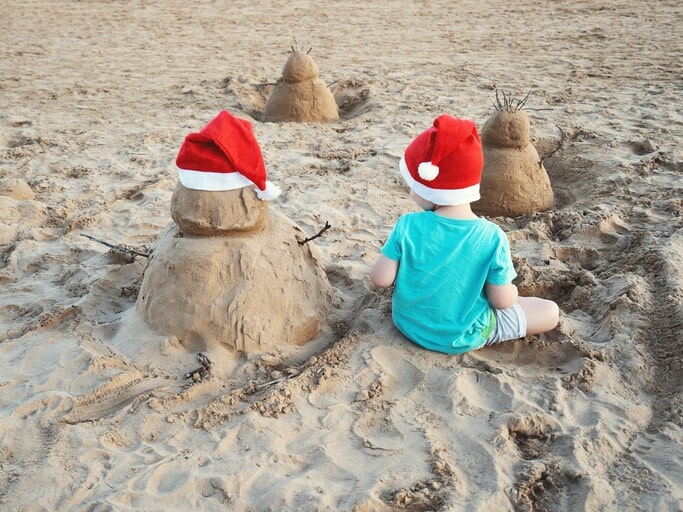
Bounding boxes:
1 1 681 510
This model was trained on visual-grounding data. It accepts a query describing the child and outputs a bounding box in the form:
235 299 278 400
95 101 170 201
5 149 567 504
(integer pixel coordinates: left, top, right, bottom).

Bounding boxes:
371 115 559 354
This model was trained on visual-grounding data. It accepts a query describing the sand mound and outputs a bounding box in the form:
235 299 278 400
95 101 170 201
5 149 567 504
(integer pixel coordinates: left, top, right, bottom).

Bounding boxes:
0 181 47 244
0 178 35 201
136 207 332 352
474 107 554 217
263 50 339 123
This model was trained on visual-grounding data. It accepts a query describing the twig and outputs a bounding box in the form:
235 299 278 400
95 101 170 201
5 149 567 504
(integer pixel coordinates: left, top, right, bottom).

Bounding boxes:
256 377 288 389
297 221 331 245
494 89 503 111
185 352 213 381
81 234 149 258
290 37 312 55
540 124 565 165
197 352 212 369
494 89 532 112
517 90 531 111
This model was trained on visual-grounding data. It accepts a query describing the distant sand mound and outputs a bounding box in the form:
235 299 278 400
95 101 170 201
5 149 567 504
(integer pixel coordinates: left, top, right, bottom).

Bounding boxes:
263 50 339 123
474 92 554 217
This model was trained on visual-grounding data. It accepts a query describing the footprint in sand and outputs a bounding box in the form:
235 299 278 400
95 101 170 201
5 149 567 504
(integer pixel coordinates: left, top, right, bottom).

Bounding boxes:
145 463 192 495
365 345 424 399
453 370 514 413
350 346 425 452
351 412 405 452
505 414 559 460
553 245 603 271
596 214 631 246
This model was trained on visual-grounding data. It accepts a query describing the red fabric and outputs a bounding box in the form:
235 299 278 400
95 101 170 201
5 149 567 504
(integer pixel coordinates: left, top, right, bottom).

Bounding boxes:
404 115 483 190
175 110 267 191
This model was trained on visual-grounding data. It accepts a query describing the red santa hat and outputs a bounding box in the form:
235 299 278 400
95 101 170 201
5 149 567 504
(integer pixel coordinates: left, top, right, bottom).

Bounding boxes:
175 110 281 200
399 115 483 206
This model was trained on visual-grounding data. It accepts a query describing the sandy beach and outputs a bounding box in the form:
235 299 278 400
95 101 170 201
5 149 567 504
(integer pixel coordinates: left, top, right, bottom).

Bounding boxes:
1 0 681 510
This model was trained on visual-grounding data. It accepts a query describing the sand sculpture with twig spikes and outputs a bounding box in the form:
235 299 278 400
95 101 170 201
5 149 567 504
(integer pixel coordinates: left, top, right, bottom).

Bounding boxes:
263 44 339 123
473 91 554 217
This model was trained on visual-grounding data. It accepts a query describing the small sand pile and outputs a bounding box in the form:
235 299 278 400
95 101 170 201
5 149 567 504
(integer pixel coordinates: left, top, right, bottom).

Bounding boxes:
474 92 554 217
0 178 35 201
263 50 339 122
0 178 46 244
135 111 332 352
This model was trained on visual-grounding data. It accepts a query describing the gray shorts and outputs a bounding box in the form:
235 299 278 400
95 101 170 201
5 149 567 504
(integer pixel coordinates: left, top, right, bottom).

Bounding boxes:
484 303 527 346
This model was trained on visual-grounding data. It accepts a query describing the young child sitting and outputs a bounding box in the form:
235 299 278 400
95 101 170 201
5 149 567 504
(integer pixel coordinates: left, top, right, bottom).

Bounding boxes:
371 115 559 354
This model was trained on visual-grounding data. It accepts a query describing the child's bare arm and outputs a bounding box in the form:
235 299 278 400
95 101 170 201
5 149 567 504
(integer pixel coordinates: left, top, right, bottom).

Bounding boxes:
485 282 518 309
371 255 399 288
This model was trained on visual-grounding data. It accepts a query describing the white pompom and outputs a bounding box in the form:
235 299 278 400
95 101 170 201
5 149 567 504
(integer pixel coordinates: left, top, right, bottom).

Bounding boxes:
418 162 439 181
256 180 282 200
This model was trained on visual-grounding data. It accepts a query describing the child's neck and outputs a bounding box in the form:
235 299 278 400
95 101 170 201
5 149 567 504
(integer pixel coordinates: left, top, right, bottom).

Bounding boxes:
433 203 478 220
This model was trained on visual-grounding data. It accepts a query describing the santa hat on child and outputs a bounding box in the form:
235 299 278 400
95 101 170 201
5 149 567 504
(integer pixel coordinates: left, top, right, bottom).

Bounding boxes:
399 115 483 206
175 110 281 200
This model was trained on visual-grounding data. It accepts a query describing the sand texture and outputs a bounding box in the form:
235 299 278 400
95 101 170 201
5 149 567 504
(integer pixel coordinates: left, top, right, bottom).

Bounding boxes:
1 1 682 511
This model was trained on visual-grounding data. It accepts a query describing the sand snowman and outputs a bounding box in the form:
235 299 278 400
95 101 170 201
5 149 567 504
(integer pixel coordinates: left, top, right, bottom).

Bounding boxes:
473 92 554 217
263 50 339 123
135 111 332 353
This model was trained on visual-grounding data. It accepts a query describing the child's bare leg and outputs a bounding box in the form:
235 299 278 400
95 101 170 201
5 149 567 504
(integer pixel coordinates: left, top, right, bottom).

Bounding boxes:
517 296 560 335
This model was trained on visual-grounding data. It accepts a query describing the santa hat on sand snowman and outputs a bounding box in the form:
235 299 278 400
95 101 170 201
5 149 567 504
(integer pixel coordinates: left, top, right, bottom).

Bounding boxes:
400 114 483 206
175 110 281 200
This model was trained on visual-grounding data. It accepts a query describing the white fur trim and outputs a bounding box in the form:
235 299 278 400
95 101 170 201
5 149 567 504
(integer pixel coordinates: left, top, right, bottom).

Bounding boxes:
177 168 253 191
255 180 282 201
418 161 439 181
400 156 480 206
177 168 281 201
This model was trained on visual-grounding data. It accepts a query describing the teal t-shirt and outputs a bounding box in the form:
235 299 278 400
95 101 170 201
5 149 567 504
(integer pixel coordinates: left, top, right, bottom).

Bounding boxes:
381 211 517 354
